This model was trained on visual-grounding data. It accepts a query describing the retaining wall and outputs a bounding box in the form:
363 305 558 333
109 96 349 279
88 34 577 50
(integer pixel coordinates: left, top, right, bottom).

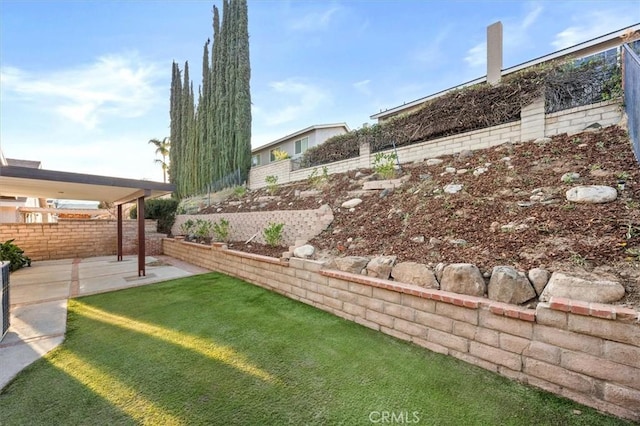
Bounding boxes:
0 220 165 261
248 99 622 190
162 239 640 421
172 205 334 246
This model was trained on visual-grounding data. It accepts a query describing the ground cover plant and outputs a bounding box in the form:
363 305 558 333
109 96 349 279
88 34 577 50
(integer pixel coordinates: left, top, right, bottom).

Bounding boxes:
0 273 630 425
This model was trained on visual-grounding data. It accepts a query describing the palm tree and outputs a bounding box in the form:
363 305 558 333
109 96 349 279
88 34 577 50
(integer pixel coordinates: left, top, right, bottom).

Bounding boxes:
148 137 170 183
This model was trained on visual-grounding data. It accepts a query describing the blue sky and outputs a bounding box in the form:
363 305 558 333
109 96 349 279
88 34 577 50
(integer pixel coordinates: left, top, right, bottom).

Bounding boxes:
1 1 639 182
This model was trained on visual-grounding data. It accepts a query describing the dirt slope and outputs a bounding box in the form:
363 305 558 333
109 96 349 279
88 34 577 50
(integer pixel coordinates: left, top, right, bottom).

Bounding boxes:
201 126 640 308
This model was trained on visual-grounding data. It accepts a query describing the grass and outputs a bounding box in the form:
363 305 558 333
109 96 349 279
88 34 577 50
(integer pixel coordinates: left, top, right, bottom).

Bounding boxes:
0 273 630 425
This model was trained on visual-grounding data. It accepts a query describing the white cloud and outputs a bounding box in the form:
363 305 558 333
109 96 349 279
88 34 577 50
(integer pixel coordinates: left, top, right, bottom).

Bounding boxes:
289 5 342 32
0 52 163 130
464 42 486 67
551 9 639 50
261 79 330 126
522 3 543 29
413 27 451 65
353 79 372 96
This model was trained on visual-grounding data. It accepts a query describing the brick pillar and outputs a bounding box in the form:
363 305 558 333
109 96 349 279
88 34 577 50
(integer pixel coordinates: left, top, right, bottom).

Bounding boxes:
487 21 503 86
520 97 546 141
359 142 371 168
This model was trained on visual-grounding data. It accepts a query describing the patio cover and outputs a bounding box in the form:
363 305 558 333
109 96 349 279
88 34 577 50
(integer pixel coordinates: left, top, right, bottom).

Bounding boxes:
0 165 175 276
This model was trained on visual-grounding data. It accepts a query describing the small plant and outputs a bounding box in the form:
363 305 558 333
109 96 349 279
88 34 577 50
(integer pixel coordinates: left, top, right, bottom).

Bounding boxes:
625 248 640 262
265 175 279 195
272 149 290 161
233 185 247 198
212 218 231 242
590 164 602 171
263 222 284 247
0 239 31 272
562 174 577 184
308 166 330 189
194 219 212 243
373 152 397 179
569 252 587 267
180 219 195 236
595 141 605 150
616 171 630 181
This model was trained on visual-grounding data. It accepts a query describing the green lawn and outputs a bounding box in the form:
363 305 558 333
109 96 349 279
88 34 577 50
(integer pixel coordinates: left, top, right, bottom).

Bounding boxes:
0 272 630 425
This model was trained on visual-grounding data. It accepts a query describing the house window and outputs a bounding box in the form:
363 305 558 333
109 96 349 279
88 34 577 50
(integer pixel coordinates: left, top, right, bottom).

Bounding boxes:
251 154 261 167
294 137 309 156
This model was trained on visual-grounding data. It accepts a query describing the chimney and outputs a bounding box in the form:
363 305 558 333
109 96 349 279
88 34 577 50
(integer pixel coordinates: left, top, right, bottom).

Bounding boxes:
487 21 503 85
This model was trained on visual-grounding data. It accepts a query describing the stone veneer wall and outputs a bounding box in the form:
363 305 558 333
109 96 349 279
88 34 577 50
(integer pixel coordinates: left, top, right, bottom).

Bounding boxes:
0 220 165 261
248 99 622 190
162 239 640 421
172 205 334 246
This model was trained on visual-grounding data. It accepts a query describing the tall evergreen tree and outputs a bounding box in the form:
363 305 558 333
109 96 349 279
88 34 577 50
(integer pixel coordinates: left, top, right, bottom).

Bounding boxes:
169 0 251 198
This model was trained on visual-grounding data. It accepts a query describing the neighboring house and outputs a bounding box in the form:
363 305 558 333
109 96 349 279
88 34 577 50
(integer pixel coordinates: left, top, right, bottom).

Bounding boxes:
251 123 350 167
370 24 640 123
0 151 52 223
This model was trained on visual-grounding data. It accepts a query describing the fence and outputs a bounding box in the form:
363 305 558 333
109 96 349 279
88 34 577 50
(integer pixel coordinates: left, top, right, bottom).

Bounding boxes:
624 43 640 164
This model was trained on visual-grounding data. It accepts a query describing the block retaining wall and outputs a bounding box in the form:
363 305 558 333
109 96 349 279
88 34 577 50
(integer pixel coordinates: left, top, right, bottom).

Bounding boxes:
248 99 622 190
172 205 334 246
0 220 165 261
162 238 640 421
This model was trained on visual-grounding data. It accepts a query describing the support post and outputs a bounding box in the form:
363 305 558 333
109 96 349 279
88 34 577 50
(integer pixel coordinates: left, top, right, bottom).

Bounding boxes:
137 196 145 277
117 204 123 261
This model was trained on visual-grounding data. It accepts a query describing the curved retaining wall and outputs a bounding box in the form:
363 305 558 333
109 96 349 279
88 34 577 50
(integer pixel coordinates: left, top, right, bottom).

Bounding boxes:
162 239 640 421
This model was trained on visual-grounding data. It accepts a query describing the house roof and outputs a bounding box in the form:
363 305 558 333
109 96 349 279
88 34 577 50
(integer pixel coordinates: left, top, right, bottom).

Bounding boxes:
6 158 42 169
252 123 351 153
370 23 640 121
0 165 174 205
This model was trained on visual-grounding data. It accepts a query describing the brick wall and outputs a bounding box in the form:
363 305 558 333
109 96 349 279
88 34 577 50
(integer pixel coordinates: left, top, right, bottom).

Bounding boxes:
247 100 622 190
0 220 166 261
162 239 640 421
172 204 334 246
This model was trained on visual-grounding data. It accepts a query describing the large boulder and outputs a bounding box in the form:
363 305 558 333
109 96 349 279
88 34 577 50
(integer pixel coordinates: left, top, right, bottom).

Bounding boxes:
293 244 315 259
441 264 486 297
565 185 617 203
366 256 397 279
488 266 536 304
333 256 370 275
528 268 550 296
540 272 625 303
391 262 439 289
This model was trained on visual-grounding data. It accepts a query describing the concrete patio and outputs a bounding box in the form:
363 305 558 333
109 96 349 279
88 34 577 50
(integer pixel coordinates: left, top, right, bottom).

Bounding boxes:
0 255 209 390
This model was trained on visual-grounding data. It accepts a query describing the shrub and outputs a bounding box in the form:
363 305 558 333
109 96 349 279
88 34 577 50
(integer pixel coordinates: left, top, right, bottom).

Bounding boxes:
272 149 290 161
265 175 279 195
180 219 195 236
130 198 179 235
232 185 247 198
308 166 330 188
0 239 31 272
373 152 397 179
263 222 284 247
194 219 212 241
212 218 231 242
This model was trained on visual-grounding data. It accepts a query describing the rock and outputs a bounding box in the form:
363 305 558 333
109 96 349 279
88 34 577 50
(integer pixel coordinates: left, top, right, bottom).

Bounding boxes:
441 264 486 297
528 268 550 296
341 198 363 209
448 239 467 245
392 262 439 288
354 171 366 178
426 159 443 166
299 190 321 198
565 186 617 203
518 201 535 207
410 235 425 244
366 256 397 279
445 167 456 174
539 272 625 303
293 244 315 259
561 172 580 183
434 263 445 283
488 266 536 304
456 169 468 175
443 184 463 194
473 167 488 176
534 137 552 144
419 174 432 181
333 256 370 274
501 156 511 162
428 237 442 247
379 188 393 198
458 149 473 159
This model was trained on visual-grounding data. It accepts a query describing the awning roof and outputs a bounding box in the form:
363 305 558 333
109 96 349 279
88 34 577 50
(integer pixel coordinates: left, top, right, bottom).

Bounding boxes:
0 165 174 204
